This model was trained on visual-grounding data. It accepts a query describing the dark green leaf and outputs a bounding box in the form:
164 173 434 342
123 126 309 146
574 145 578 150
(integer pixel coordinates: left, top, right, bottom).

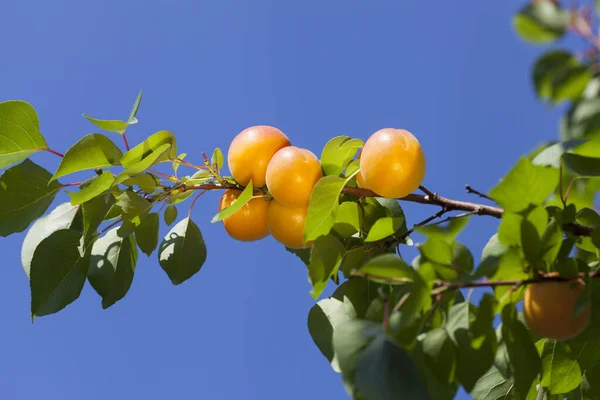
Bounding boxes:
30 229 89 317
521 219 542 267
552 65 592 104
533 50 576 100
355 333 431 400
82 194 115 241
88 227 137 309
304 176 347 242
540 219 563 268
134 212 159 256
475 234 508 278
0 159 61 237
211 181 253 223
562 153 600 177
120 130 177 168
116 191 153 235
67 172 115 205
0 100 47 169
21 202 80 277
472 366 516 400
82 115 131 134
320 136 363 177
498 206 547 247
333 202 362 237
333 319 381 384
541 340 582 395
285 246 311 265
164 205 178 226
158 217 207 285
51 134 123 181
121 173 159 193
489 157 559 212
308 234 345 299
421 328 457 384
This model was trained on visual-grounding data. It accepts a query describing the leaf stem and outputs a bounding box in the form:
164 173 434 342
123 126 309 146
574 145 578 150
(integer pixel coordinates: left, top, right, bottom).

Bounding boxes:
122 134 130 151
188 190 207 218
44 148 64 158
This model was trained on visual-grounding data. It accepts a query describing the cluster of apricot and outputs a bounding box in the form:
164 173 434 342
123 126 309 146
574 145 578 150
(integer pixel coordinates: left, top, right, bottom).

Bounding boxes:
218 125 427 249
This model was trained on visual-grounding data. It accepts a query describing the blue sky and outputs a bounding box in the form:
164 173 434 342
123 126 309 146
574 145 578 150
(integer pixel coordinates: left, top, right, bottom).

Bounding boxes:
0 1 574 399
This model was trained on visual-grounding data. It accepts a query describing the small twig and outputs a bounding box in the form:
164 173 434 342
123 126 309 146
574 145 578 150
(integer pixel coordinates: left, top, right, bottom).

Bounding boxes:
465 185 495 202
62 182 83 187
564 177 580 204
392 292 411 313
421 211 474 228
559 163 567 207
188 190 207 218
97 218 123 237
435 271 600 291
44 148 64 158
419 293 444 333
149 169 175 180
173 158 207 170
418 185 435 199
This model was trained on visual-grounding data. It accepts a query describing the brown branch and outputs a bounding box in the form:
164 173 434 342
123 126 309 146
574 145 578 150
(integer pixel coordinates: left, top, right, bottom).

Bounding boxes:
182 182 594 236
465 184 495 202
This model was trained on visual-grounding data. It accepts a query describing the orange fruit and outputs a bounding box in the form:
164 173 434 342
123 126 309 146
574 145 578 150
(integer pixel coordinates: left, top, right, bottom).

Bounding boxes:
265 146 322 206
219 189 270 242
266 200 312 249
523 280 591 341
360 128 425 198
227 125 291 188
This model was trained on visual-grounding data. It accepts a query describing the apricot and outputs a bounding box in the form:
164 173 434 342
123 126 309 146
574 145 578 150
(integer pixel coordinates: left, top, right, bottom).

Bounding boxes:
266 200 312 249
523 280 591 341
219 189 270 242
227 125 291 188
360 128 426 198
265 146 322 206
355 150 369 189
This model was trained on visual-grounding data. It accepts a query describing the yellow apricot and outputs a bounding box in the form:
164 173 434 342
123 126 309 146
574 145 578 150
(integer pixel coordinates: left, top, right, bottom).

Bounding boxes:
227 125 291 187
265 146 322 206
523 280 591 341
355 150 369 189
219 189 270 242
360 128 426 198
266 200 312 249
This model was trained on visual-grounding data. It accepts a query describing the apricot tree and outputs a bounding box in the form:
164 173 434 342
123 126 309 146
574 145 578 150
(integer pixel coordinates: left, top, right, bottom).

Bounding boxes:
3 1 600 398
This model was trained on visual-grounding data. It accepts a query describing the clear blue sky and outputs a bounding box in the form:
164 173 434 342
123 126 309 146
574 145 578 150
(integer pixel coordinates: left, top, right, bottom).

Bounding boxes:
0 1 575 399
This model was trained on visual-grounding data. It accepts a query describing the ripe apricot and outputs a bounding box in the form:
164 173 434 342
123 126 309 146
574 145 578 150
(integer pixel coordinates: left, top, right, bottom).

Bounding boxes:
219 189 270 242
265 146 322 206
360 128 426 198
355 150 369 189
266 200 311 249
227 125 291 188
523 280 591 341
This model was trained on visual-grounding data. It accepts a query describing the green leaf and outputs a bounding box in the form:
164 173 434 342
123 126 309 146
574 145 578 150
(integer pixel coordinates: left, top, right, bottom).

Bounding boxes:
333 320 382 385
562 153 600 177
540 218 563 268
421 328 457 384
82 194 115 241
355 254 413 284
333 202 362 237
164 205 178 226
134 212 159 256
308 234 345 299
286 246 311 265
304 176 348 242
513 1 568 44
501 306 542 397
21 202 80 277
541 340 582 395
498 206 547 248
82 115 131 134
116 191 153 235
419 239 473 280
472 366 516 400
67 171 115 205
88 227 137 309
576 208 600 226
521 219 542 267
30 229 89 317
114 143 172 186
0 100 47 169
354 333 431 400
417 214 471 240
533 51 577 100
446 297 497 392
173 153 186 174
121 173 158 193
364 215 406 242
475 234 508 278
320 136 363 176
120 130 177 168
158 217 207 285
51 134 122 181
533 140 586 168
0 159 61 237
211 148 224 170
211 181 253 223
552 66 592 104
127 90 143 124
489 157 559 212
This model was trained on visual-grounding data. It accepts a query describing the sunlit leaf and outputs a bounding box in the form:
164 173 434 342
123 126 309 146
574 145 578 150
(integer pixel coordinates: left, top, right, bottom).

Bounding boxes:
158 217 206 285
0 100 47 169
